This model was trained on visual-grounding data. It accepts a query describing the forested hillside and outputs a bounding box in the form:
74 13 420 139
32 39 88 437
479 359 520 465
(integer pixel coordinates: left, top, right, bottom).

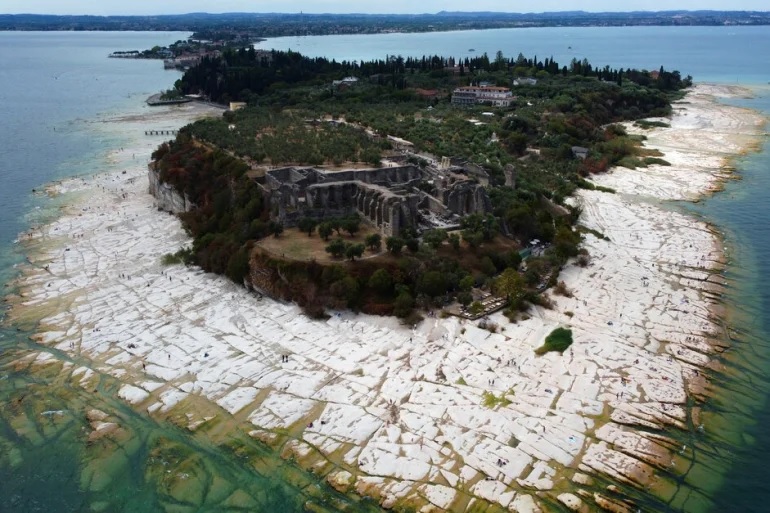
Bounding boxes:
155 48 692 319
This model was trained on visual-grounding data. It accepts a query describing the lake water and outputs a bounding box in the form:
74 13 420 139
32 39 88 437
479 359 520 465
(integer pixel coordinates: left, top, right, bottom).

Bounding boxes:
257 25 770 85
1 27 769 512
0 31 379 513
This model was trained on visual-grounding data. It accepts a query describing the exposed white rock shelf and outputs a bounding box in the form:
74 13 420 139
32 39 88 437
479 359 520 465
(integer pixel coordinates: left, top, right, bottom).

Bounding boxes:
6 85 765 512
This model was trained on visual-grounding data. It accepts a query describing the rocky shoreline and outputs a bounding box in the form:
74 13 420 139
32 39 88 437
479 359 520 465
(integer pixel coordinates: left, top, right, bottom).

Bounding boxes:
3 84 767 512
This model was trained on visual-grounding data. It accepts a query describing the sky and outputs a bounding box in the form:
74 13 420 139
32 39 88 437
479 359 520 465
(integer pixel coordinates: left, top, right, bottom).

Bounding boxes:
1 1 768 16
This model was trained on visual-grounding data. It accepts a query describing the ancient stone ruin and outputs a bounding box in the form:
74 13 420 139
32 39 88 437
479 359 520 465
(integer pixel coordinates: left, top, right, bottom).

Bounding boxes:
256 163 491 236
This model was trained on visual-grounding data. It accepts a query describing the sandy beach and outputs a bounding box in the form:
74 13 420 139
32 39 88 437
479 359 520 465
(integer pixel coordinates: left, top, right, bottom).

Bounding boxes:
4 84 766 512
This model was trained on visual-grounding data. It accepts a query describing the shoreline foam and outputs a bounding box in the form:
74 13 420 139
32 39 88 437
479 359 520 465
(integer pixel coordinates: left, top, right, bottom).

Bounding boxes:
3 84 767 512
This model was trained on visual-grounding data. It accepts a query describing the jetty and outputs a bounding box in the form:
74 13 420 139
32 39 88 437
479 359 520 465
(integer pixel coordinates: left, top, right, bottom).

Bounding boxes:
146 93 192 107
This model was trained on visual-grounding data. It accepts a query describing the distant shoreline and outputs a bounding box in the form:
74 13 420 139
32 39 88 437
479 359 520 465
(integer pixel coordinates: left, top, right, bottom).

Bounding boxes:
1 11 769 36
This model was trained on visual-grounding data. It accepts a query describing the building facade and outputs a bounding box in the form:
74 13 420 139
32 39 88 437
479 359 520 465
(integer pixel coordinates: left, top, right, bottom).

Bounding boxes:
451 86 514 107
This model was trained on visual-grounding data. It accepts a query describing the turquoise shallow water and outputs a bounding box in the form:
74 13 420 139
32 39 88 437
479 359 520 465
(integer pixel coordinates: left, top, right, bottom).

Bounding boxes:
683 91 770 512
0 27 769 512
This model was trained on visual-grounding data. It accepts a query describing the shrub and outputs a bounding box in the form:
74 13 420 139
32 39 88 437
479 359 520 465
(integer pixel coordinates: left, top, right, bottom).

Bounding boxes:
469 301 484 316
634 119 670 129
482 391 512 409
368 268 393 294
535 327 573 355
161 247 192 265
553 281 573 297
393 291 415 318
643 157 671 166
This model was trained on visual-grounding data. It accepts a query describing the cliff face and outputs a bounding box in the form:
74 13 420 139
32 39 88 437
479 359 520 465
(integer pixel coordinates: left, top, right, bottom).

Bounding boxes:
147 167 195 214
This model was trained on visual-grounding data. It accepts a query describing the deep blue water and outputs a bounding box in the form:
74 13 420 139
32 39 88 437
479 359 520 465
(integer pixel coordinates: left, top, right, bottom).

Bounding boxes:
258 25 770 85
0 27 769 512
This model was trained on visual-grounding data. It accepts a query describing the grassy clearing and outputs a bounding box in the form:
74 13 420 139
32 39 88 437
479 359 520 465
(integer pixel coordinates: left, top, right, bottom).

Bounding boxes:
256 226 381 263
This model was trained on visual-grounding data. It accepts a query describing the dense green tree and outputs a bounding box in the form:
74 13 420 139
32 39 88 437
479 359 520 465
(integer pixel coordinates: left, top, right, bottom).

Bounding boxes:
368 268 393 294
417 270 448 298
318 222 334 241
461 213 498 241
325 238 347 258
423 229 448 249
479 256 497 277
553 226 581 259
365 233 382 251
343 218 361 237
269 221 284 238
225 247 250 283
298 217 317 236
346 243 365 261
330 276 359 305
493 268 527 309
393 290 415 318
386 236 405 255
463 230 484 250
448 233 461 252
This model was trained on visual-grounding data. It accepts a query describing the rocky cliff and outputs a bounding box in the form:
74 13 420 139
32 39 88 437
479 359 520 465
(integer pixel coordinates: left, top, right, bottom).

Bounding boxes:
147 167 195 214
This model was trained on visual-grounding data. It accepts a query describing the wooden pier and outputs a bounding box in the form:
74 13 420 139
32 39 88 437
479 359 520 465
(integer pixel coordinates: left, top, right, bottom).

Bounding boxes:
144 129 178 136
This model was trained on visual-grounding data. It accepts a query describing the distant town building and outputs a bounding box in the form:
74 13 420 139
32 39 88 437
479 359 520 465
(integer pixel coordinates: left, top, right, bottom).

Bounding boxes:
513 78 538 86
451 86 514 107
163 51 220 70
414 88 440 100
332 76 360 88
254 49 273 63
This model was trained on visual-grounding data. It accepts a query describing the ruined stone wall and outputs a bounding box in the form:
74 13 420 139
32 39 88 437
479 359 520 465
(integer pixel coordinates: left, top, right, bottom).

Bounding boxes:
420 194 449 216
312 165 421 186
263 164 465 235
303 180 420 236
445 182 492 217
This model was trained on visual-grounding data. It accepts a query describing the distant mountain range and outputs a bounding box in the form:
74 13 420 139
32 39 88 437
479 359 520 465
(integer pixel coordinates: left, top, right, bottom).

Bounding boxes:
1 11 768 36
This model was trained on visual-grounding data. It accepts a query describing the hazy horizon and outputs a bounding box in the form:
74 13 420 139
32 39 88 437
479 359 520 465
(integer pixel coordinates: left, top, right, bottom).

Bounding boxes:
2 1 768 16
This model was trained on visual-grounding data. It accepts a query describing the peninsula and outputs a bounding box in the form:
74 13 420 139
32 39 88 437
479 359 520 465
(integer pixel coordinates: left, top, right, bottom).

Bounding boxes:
5 45 766 513
147 49 690 326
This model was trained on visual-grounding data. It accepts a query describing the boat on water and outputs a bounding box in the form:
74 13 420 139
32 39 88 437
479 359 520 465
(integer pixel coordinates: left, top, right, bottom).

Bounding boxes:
468 48 476 52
